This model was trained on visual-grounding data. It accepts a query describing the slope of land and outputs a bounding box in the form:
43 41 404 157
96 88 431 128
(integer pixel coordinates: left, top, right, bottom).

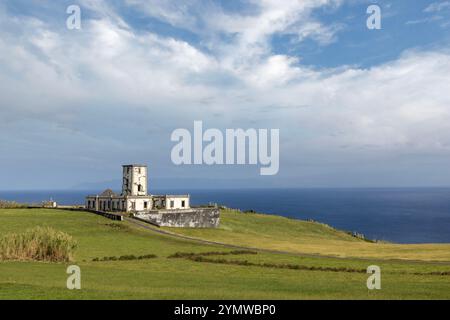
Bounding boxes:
165 209 450 262
0 208 449 300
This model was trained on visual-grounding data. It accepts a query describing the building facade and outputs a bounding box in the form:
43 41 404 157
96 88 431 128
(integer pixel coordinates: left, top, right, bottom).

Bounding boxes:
86 164 190 213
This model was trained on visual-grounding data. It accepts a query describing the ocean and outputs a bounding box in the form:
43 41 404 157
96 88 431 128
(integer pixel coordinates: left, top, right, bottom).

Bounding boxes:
1 188 450 244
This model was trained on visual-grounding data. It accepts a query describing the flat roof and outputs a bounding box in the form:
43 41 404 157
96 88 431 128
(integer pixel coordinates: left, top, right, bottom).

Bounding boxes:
153 195 190 198
122 164 147 167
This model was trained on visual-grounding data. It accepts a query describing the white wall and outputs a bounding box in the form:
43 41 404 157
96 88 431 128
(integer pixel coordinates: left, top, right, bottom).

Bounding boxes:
127 198 152 212
131 166 148 196
165 197 190 209
122 165 148 196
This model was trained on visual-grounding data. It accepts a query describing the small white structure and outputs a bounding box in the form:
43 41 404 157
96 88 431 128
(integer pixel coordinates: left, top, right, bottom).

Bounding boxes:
86 164 190 213
42 200 57 208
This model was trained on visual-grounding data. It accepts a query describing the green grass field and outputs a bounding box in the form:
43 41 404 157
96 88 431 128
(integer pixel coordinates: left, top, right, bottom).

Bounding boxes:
0 208 449 299
165 210 450 261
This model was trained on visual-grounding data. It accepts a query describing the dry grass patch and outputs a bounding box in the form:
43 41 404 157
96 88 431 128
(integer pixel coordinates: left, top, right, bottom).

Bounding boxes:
0 200 27 209
0 226 77 262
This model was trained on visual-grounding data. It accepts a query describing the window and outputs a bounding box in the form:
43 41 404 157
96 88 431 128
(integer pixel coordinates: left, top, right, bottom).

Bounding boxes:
144 201 147 209
182 200 185 208
170 200 175 208
138 184 143 192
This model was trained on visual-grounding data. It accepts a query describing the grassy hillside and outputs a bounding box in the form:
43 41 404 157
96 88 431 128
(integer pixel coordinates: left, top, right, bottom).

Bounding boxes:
165 209 450 262
0 208 449 299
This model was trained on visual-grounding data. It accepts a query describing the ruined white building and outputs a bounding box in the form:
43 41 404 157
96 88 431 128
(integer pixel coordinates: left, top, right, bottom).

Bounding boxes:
86 164 190 213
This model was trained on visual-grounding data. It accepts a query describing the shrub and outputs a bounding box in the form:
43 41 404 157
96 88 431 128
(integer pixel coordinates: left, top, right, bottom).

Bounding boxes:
0 227 77 262
0 200 27 209
172 253 367 274
119 255 137 261
92 254 157 262
168 250 257 259
188 256 367 273
138 254 157 260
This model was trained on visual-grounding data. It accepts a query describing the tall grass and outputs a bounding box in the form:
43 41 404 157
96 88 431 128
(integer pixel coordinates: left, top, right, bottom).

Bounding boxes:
0 200 27 209
0 227 77 262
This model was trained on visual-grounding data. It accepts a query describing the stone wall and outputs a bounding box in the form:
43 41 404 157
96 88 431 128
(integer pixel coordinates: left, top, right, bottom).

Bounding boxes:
135 208 220 228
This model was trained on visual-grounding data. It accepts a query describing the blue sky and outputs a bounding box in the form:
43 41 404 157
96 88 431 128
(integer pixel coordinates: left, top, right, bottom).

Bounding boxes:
0 0 450 190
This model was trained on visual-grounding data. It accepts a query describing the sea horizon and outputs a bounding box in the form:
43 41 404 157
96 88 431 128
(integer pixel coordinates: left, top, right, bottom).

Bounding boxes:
2 187 450 245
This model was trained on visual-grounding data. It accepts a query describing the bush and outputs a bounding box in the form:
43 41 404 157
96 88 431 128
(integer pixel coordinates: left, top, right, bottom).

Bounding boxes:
138 254 157 260
168 250 257 259
119 255 137 261
186 256 367 273
0 200 27 209
168 251 366 274
0 227 77 262
92 254 157 262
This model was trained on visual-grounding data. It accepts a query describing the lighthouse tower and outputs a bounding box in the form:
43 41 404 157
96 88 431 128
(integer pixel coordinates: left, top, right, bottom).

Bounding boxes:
122 164 148 196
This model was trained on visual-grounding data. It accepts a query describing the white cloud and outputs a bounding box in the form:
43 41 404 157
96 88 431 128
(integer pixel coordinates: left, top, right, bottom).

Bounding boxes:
294 21 344 45
425 1 450 13
1 0 450 186
292 50 450 153
408 1 450 27
123 0 342 66
405 15 443 25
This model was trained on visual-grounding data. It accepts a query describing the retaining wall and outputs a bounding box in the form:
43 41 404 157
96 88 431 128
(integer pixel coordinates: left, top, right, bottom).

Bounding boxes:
135 208 220 228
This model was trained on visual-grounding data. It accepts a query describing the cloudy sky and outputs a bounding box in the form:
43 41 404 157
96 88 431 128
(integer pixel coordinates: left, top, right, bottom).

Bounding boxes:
1 0 450 190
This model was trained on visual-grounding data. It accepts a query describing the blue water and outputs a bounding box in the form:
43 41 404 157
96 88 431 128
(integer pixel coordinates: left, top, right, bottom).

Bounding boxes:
1 188 450 244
